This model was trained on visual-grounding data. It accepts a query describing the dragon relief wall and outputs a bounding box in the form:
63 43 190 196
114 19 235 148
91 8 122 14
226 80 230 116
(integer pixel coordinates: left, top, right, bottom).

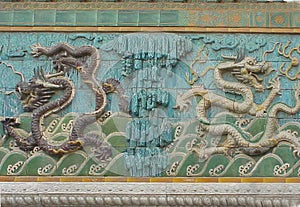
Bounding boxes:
0 32 299 177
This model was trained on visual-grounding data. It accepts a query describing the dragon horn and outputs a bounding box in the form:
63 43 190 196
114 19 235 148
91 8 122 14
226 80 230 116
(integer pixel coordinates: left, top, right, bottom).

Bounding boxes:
235 47 245 63
39 67 46 81
221 55 237 60
33 68 37 78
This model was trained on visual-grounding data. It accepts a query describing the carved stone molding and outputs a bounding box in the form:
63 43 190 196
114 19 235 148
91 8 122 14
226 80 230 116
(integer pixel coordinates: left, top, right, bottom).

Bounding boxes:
1 182 300 207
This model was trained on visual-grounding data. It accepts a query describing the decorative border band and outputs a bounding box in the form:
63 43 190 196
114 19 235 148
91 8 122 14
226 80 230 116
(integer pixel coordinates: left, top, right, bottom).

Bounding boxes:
0 2 298 28
0 2 297 11
1 182 300 207
0 26 299 33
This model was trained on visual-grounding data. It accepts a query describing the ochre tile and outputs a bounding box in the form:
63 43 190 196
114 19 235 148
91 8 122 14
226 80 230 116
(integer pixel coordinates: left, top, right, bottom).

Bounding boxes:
37 177 61 182
172 177 196 182
33 26 53 31
127 177 150 182
150 177 173 182
53 26 76 32
105 177 127 182
241 178 264 183
0 26 10 31
12 26 34 31
271 28 293 33
75 27 96 32
218 178 242 183
285 178 300 183
263 178 286 183
206 27 229 32
97 27 119 31
184 27 207 32
60 177 82 182
195 177 218 182
228 28 251 33
82 177 105 182
249 28 271 33
0 176 15 182
14 177 38 182
118 27 142 32
141 27 164 32
0 26 298 34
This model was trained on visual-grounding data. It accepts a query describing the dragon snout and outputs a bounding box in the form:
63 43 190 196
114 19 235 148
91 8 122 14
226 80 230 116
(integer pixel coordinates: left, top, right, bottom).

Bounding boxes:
260 62 272 72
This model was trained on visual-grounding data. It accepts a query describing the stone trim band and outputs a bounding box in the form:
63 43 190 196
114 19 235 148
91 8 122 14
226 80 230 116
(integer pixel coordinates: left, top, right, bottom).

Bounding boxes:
1 182 300 207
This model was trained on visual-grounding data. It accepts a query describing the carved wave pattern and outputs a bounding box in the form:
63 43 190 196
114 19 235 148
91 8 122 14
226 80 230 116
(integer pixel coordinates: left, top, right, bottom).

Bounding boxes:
0 112 132 176
1 114 299 176
165 116 300 177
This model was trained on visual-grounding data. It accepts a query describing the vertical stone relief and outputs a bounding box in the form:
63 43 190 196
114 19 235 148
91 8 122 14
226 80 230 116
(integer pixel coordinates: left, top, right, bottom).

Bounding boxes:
0 32 299 177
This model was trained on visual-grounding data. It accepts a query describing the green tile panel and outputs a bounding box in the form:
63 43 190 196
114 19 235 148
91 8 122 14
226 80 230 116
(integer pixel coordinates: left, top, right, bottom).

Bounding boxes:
0 11 13 26
14 10 34 26
0 2 298 28
138 11 160 26
56 10 76 26
160 10 179 26
118 10 139 26
76 10 97 26
97 10 118 26
34 10 56 26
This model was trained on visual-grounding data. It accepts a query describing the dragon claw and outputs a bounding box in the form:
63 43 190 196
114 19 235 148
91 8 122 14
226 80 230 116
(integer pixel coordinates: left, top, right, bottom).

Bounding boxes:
30 43 44 57
1 117 20 127
267 77 281 91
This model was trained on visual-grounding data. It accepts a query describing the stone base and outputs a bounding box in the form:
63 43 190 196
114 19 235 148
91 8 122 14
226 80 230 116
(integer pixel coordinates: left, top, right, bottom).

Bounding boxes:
1 182 300 207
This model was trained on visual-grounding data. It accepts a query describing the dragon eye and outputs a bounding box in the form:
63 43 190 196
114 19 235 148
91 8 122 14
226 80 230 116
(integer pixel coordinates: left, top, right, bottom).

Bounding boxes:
247 59 257 66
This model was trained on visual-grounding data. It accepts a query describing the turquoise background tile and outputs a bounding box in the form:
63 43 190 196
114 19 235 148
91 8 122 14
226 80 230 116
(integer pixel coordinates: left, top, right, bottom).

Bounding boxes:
0 11 13 26
56 10 76 26
13 10 34 26
34 10 56 26
118 10 139 26
97 10 118 26
138 11 160 26
76 10 97 26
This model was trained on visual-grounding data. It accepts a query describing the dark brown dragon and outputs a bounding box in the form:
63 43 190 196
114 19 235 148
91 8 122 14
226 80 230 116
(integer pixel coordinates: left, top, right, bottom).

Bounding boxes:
2 43 126 158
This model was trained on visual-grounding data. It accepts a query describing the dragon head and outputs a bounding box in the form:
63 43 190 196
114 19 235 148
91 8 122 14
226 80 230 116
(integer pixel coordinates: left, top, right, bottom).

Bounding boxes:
220 51 272 92
15 68 60 112
15 81 31 101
